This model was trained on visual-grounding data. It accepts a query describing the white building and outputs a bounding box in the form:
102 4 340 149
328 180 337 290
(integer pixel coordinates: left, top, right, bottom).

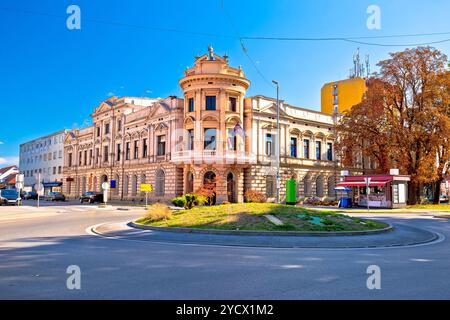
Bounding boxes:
19 130 68 193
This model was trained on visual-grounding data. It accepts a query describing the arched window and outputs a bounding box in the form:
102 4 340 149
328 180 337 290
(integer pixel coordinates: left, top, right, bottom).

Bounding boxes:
131 175 138 196
155 169 165 196
93 177 97 192
316 175 324 197
303 176 310 197
328 176 336 198
82 176 87 194
186 171 194 194
123 176 129 196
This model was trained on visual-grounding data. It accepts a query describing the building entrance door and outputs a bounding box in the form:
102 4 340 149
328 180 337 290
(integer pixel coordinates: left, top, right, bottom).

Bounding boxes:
227 172 236 203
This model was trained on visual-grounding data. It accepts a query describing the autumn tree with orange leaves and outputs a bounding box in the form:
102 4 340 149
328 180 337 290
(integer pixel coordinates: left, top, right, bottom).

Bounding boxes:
336 47 450 204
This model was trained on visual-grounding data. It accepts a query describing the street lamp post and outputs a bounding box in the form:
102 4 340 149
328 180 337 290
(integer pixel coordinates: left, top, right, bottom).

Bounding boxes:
272 80 281 204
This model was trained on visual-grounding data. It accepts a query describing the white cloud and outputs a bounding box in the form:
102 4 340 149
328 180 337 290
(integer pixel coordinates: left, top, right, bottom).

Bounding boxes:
0 156 19 166
0 141 4 145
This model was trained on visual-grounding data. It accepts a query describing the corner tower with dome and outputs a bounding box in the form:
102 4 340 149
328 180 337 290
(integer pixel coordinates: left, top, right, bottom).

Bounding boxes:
176 45 254 203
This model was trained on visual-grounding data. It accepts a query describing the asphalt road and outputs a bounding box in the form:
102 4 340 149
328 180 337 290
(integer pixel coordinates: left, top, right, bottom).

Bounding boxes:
1 201 450 299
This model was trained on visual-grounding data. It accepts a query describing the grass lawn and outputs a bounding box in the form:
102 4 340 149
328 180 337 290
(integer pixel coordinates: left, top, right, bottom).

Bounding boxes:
406 204 450 211
136 203 388 232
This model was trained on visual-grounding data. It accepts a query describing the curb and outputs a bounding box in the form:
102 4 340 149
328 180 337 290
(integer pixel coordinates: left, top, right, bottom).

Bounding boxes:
129 221 394 237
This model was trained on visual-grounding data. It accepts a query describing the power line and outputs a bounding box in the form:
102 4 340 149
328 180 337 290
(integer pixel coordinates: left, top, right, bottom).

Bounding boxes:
2 6 450 47
241 35 450 47
0 6 235 39
220 1 275 87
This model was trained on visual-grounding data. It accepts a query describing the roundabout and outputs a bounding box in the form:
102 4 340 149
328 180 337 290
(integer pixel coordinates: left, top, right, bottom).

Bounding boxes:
2 203 450 299
90 219 443 249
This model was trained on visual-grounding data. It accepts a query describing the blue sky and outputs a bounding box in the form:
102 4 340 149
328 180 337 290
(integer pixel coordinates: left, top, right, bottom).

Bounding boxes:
1 0 450 166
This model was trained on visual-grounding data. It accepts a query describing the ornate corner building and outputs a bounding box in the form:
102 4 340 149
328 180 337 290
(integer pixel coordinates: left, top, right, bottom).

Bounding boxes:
63 47 339 203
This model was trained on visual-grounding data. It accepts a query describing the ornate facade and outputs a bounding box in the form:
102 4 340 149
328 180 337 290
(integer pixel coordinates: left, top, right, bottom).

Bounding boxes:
63 47 339 203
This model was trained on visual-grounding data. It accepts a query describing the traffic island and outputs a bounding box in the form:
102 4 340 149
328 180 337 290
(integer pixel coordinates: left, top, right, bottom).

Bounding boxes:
133 203 391 236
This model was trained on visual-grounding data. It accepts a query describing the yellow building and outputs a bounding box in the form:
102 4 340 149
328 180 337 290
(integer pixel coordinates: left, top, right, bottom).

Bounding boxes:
321 77 367 114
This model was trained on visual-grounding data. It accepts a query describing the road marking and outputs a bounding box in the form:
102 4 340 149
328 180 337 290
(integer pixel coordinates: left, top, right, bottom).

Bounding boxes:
86 222 446 252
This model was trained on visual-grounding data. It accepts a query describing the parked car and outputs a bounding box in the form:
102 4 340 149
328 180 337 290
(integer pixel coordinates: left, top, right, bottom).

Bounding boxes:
0 189 22 206
23 191 39 200
45 192 66 202
79 192 104 204
440 195 449 203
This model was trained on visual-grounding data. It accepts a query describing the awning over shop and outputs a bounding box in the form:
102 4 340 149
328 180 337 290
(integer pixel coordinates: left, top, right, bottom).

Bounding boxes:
336 181 388 187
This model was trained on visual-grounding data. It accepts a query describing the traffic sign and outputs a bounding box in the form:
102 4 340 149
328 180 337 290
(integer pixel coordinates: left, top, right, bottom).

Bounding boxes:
102 182 110 190
140 184 153 192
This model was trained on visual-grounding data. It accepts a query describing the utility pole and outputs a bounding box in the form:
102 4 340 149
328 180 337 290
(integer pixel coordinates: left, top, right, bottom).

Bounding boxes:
37 172 41 208
272 80 281 204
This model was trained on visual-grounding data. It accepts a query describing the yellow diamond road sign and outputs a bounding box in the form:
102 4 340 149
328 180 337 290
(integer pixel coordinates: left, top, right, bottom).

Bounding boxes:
140 184 154 192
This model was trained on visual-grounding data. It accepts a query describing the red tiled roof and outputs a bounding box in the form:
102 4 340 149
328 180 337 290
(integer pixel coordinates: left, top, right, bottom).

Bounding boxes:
4 174 16 185
0 165 16 175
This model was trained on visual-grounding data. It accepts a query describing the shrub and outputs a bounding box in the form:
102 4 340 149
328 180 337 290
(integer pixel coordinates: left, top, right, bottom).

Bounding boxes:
303 198 338 207
184 194 196 209
244 189 267 203
171 196 187 208
195 187 216 206
143 203 172 222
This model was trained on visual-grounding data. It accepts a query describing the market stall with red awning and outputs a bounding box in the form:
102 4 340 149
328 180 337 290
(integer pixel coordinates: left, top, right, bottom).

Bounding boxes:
338 174 410 209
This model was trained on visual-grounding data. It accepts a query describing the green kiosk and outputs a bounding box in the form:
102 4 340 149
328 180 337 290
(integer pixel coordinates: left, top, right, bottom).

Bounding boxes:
286 178 297 205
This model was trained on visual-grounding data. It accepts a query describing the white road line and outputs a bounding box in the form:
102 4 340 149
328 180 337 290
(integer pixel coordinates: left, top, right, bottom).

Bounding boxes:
85 222 446 252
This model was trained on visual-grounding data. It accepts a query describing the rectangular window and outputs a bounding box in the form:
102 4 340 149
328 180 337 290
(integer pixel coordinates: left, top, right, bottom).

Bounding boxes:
187 129 194 151
327 143 333 161
84 150 87 166
157 135 166 156
89 149 92 165
303 139 310 159
265 134 274 156
290 137 297 157
227 128 237 151
228 97 237 112
125 142 130 160
188 98 194 113
53 167 56 175
96 148 100 164
68 153 73 167
104 146 109 162
105 123 110 135
204 129 217 150
117 120 122 132
79 151 82 166
205 96 216 111
143 139 148 158
316 141 322 160
59 150 62 158
97 127 101 137
117 144 121 161
134 141 139 159
58 166 62 174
